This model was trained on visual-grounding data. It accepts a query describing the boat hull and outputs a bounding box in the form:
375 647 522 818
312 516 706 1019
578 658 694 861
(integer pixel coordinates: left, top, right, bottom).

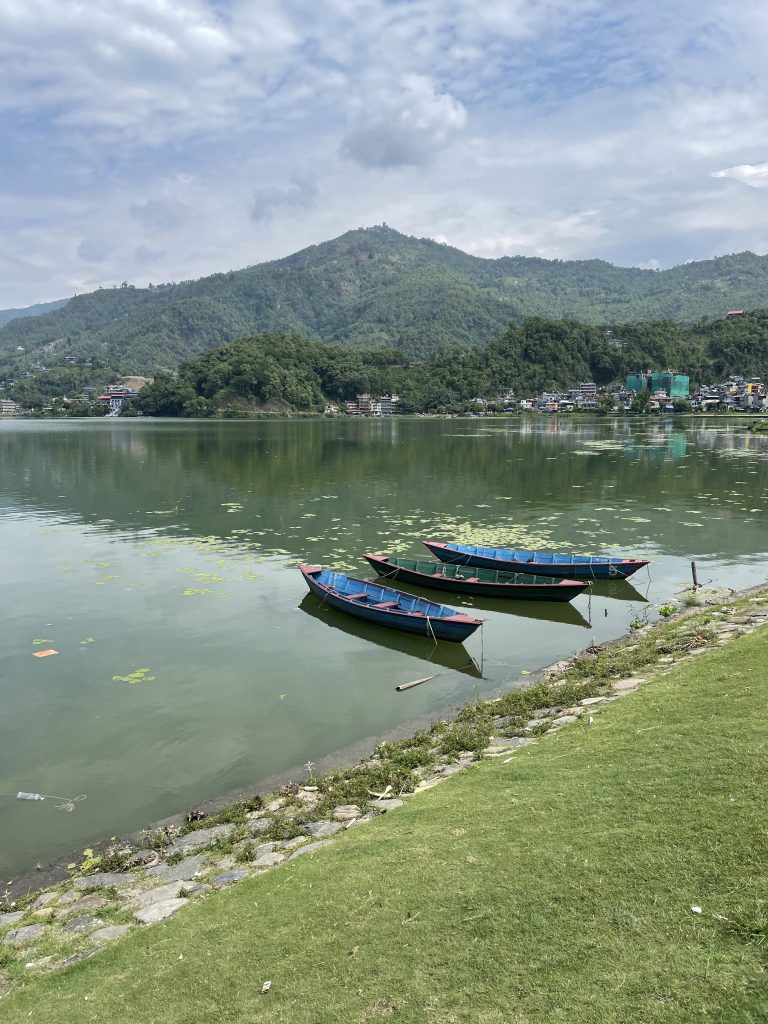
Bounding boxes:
299 565 482 643
363 554 589 602
423 541 648 580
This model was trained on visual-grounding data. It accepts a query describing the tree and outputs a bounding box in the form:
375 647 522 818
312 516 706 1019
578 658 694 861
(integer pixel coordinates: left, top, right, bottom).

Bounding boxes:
136 374 197 416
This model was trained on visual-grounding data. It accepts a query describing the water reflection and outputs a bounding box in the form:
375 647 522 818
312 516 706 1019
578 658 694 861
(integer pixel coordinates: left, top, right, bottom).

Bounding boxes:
298 594 483 678
356 575 593 628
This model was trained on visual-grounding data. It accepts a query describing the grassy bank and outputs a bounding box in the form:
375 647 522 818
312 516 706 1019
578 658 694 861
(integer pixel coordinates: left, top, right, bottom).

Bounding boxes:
3 605 767 1022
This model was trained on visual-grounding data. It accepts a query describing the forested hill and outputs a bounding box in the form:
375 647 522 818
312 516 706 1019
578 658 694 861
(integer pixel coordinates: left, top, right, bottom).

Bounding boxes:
3 225 768 374
0 297 69 327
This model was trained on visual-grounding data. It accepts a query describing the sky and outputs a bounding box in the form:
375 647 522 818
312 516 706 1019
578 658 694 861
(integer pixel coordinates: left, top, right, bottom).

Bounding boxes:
1 0 768 307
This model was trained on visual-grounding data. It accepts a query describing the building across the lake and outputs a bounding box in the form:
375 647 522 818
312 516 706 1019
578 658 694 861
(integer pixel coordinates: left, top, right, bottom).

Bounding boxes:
345 394 400 415
626 371 690 398
0 399 19 415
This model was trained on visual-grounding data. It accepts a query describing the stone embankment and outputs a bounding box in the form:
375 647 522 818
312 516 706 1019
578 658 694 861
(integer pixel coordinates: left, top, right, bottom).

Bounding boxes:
2 586 767 999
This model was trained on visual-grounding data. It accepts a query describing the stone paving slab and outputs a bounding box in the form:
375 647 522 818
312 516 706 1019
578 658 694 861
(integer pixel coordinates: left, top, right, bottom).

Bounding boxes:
130 882 184 907
73 872 135 890
134 898 188 924
287 840 332 860
304 820 343 837
211 870 248 887
4 923 47 945
146 854 206 883
166 824 234 857
90 925 132 942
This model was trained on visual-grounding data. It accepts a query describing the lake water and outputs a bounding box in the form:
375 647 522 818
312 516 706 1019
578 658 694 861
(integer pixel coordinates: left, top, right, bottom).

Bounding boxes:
2 416 767 876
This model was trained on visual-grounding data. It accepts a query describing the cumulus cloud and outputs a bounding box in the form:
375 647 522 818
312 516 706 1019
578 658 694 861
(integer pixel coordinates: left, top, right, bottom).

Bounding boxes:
712 161 768 188
341 74 467 168
3 1 768 305
251 175 318 223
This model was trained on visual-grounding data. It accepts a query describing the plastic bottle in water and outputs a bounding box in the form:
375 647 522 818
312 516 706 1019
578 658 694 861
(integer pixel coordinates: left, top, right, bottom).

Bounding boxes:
16 792 44 801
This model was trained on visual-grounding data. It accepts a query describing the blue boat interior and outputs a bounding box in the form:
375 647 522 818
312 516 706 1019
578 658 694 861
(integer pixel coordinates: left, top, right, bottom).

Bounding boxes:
444 543 628 566
314 569 462 618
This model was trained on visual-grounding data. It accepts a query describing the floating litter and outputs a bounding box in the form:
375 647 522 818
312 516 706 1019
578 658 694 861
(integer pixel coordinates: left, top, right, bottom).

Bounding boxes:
32 649 59 658
16 792 86 812
261 981 272 994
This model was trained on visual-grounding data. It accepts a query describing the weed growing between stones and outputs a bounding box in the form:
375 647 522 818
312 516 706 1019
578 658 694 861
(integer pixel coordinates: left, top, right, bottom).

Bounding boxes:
261 818 306 843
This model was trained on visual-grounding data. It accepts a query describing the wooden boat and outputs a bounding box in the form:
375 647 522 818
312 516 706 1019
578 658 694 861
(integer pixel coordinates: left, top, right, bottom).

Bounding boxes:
422 541 649 580
298 564 483 643
363 553 589 602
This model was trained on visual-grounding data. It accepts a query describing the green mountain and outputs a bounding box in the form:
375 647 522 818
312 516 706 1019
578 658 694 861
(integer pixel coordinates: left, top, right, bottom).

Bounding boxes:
0 297 69 327
2 225 768 374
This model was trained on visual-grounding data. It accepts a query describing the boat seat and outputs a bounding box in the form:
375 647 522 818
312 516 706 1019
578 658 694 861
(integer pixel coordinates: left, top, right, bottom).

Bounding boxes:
373 601 399 608
346 592 368 600
465 577 480 583
431 572 444 577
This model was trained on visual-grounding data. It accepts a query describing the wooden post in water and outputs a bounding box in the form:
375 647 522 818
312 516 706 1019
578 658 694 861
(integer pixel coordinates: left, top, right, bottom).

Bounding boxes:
395 674 437 692
691 560 699 588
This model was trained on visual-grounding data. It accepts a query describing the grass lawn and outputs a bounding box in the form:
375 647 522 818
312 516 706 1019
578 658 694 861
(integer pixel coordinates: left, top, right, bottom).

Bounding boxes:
3 625 767 1023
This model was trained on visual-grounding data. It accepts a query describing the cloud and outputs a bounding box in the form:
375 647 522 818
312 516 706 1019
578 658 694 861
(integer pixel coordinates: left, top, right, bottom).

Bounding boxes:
134 245 166 264
3 1 768 305
129 197 192 233
341 74 467 168
251 175 318 223
77 237 112 263
712 161 768 188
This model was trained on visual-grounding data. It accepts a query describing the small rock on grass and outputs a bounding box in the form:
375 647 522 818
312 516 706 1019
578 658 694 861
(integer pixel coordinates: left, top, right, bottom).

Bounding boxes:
62 916 104 935
130 882 184 907
552 715 579 725
304 820 343 837
90 925 132 942
276 835 310 850
73 872 134 890
251 852 285 869
179 883 211 897
30 892 58 911
0 911 24 928
60 894 112 916
346 811 377 827
165 824 234 857
612 679 641 693
247 818 273 836
287 840 331 860
147 853 206 883
4 923 47 945
134 898 188 924
370 798 404 811
211 870 248 887
332 805 361 821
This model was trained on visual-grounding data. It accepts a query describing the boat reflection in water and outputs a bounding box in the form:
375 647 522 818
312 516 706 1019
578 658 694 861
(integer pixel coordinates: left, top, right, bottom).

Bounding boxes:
359 576 593 630
587 578 649 604
298 594 483 678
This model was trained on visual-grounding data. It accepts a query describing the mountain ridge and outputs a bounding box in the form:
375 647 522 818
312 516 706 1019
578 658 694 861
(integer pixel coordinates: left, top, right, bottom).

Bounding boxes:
2 226 767 375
